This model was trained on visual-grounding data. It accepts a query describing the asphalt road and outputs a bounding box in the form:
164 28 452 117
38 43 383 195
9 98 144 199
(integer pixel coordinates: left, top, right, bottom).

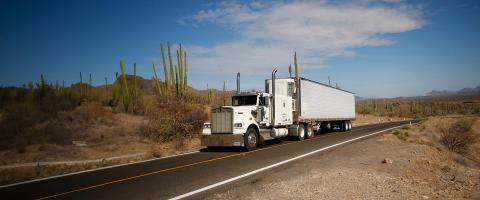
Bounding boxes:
0 120 415 200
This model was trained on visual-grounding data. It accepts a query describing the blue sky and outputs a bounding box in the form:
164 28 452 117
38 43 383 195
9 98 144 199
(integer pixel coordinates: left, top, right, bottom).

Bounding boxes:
0 0 479 97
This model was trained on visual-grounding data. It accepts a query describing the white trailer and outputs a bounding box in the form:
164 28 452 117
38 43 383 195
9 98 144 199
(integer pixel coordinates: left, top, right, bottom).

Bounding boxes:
201 69 355 151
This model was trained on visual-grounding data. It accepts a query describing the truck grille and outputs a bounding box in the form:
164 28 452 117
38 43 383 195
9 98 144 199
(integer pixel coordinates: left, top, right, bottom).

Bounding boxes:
211 108 233 134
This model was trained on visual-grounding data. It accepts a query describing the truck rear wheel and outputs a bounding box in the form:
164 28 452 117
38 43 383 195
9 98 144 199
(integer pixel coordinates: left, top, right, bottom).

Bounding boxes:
244 128 258 151
341 121 348 132
298 125 305 141
305 125 313 139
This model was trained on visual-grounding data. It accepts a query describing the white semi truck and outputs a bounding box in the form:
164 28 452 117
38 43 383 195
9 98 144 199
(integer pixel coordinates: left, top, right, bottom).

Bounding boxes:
201 68 355 150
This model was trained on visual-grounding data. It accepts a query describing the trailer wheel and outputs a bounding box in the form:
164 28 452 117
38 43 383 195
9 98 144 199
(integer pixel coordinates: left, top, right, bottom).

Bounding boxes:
244 128 258 151
305 125 313 139
348 121 352 131
298 125 305 140
341 121 347 132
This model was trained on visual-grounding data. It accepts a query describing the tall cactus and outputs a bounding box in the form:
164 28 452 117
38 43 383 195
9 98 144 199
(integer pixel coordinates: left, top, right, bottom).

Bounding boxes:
40 74 46 89
152 62 162 96
79 72 83 95
89 73 93 97
184 51 187 92
178 44 184 92
120 60 130 111
104 77 108 97
167 42 175 90
176 49 183 95
133 62 137 97
174 64 179 96
160 42 170 95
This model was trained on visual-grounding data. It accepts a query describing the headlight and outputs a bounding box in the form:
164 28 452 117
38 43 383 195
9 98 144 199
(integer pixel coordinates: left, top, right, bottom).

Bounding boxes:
234 123 243 128
203 123 211 128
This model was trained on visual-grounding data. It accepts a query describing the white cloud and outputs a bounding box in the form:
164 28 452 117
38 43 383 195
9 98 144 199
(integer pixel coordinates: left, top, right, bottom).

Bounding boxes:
184 0 424 76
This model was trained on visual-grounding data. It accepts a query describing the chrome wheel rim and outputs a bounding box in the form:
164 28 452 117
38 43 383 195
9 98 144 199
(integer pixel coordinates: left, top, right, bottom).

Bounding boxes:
248 132 257 146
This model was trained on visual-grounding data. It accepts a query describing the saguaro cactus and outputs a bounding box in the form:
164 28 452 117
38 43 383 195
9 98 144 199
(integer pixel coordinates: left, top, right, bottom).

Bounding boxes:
79 72 83 95
160 42 170 95
152 62 162 96
184 51 187 92
120 60 130 111
133 62 137 97
174 64 179 96
167 42 175 89
89 73 93 97
176 49 183 95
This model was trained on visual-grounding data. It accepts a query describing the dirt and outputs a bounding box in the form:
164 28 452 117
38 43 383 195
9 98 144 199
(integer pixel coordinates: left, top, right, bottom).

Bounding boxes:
209 117 480 199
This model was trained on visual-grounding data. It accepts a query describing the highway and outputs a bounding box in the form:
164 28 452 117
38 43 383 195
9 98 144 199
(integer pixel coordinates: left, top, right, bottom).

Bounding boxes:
0 120 415 200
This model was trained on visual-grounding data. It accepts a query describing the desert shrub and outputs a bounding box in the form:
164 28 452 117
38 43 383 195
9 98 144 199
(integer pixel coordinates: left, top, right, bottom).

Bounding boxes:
140 98 208 142
440 118 476 153
393 129 409 141
0 85 81 149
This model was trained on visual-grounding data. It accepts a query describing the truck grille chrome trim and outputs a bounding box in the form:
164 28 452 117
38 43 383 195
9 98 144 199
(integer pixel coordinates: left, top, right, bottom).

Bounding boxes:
211 108 233 134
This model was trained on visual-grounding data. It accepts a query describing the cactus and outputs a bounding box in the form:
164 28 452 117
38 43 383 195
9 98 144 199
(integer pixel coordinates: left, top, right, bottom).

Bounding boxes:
79 72 83 95
184 51 187 92
133 62 137 97
294 52 299 80
112 73 119 107
28 81 34 99
289 64 292 78
104 77 108 93
120 60 130 111
174 64 179 96
89 73 93 97
40 74 46 89
152 62 162 96
160 42 170 95
178 44 184 93
167 42 175 89
176 49 183 95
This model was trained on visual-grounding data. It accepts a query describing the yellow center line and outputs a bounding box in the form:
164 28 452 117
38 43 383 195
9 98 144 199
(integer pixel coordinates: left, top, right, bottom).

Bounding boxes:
35 123 398 200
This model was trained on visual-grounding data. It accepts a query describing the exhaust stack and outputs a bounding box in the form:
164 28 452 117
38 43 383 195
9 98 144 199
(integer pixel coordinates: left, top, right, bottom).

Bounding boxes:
236 72 240 94
271 68 278 125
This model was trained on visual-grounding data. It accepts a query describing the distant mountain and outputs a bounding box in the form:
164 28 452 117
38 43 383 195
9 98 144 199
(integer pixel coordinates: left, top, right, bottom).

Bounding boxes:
426 86 480 96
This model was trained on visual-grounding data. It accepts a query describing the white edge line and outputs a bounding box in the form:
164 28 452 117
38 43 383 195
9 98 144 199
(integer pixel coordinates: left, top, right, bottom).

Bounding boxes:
169 123 411 200
0 150 200 189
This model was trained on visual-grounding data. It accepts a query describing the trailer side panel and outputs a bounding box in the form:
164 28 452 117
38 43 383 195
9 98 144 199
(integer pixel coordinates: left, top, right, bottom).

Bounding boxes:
300 79 355 121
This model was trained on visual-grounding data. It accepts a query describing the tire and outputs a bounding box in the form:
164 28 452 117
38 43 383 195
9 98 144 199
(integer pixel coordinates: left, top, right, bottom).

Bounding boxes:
244 127 259 151
341 121 347 132
298 124 305 140
305 125 314 139
348 121 352 131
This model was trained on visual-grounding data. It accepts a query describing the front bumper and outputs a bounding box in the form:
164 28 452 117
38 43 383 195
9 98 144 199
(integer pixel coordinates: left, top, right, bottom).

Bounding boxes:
201 134 244 147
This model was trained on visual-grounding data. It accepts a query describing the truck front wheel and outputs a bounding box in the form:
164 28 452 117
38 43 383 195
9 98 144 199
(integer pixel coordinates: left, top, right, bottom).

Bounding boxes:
244 128 258 151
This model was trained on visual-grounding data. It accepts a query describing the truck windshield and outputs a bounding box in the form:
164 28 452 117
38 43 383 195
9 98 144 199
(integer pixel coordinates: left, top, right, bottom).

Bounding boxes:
232 95 257 106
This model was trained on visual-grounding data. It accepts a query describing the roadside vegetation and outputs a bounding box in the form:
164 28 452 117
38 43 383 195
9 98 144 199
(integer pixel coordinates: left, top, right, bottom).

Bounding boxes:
356 95 480 118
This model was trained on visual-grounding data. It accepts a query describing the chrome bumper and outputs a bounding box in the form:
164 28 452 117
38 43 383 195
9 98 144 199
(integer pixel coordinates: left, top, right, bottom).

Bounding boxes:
201 134 244 147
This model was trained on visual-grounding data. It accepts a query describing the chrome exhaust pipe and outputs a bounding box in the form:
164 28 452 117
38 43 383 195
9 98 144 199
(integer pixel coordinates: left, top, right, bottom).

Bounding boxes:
236 72 240 94
271 68 278 125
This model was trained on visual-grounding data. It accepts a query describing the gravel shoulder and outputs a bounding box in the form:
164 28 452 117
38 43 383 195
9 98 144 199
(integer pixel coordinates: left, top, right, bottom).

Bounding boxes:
208 118 480 199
